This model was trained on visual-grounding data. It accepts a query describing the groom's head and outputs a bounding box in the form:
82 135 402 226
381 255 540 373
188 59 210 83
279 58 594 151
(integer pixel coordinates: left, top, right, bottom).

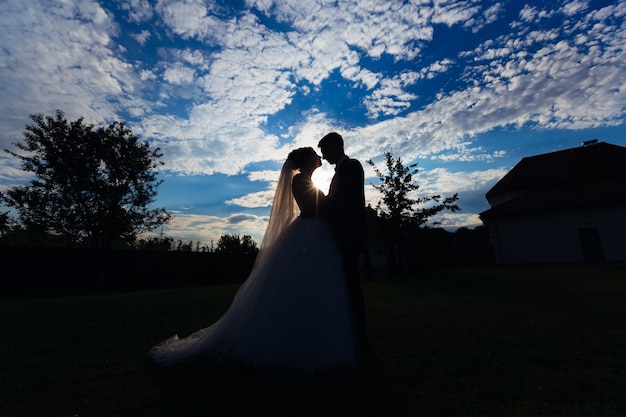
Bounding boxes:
318 132 345 164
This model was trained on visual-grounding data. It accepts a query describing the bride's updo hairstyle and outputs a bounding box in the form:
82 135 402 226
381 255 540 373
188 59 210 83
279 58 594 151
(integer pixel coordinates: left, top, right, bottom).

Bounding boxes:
287 147 316 170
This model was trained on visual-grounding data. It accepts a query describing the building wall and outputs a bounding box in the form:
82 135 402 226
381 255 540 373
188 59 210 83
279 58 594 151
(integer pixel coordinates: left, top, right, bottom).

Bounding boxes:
486 205 626 264
596 206 626 261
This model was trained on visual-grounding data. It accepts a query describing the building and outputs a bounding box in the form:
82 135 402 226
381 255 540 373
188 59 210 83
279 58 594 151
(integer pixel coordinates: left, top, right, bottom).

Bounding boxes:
479 140 626 264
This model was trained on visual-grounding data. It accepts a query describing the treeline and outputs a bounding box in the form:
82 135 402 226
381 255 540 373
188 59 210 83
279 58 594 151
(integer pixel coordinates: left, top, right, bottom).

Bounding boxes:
365 224 494 273
0 219 259 254
133 233 259 253
0 246 257 298
0 225 493 298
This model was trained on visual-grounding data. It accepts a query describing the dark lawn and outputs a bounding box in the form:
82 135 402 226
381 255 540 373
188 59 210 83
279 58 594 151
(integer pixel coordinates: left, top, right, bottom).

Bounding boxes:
1 264 625 417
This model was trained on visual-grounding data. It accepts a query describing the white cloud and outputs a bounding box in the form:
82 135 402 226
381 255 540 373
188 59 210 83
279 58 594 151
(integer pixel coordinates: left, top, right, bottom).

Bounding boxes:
433 0 481 27
162 64 196 84
449 3 626 134
514 4 555 28
156 0 212 39
131 29 151 45
464 1 503 33
226 190 275 208
421 58 455 79
154 212 269 246
417 167 508 196
364 71 424 118
120 0 154 23
0 0 148 141
562 0 589 17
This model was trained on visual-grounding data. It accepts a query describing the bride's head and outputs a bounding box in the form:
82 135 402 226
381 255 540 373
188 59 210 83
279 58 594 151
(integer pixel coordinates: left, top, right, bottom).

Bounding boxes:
287 147 322 174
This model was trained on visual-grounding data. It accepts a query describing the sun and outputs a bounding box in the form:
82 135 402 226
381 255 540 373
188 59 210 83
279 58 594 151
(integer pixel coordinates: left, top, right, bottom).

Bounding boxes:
312 164 334 194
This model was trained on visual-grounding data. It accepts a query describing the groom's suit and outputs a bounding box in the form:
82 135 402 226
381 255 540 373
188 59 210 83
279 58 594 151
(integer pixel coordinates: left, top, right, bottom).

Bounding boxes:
323 155 369 357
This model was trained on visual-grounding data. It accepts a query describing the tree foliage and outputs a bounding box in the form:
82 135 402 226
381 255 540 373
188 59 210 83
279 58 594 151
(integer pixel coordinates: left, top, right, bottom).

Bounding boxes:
0 110 171 249
215 234 258 254
367 151 460 274
0 211 11 238
134 236 176 251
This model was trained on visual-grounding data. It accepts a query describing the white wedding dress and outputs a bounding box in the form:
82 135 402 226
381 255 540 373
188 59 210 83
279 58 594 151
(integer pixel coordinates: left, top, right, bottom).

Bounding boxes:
149 160 357 373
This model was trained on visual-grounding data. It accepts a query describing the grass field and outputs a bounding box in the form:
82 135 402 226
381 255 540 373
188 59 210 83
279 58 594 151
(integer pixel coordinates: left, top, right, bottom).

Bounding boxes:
1 264 625 417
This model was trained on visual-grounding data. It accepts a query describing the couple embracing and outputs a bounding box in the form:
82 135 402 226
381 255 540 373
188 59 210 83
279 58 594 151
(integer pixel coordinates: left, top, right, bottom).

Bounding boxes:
149 132 370 373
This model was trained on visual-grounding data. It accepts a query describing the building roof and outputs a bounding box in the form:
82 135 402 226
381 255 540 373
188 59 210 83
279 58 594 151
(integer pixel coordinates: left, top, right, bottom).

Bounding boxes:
480 141 626 218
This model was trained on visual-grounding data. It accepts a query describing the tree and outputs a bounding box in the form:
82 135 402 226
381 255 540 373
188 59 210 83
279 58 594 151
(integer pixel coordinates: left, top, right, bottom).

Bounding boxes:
0 211 10 239
0 110 171 249
134 236 175 251
367 151 460 274
215 234 259 255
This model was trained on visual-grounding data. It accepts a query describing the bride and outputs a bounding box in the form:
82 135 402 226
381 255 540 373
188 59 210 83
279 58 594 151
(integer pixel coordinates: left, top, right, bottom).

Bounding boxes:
148 147 357 373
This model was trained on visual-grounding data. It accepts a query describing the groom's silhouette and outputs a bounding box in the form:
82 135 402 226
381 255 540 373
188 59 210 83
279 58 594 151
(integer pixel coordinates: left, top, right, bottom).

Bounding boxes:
318 132 370 362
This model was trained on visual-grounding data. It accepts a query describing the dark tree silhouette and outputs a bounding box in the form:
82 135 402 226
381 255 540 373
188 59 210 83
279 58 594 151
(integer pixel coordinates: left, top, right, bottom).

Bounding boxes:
0 110 171 249
367 151 460 274
215 234 258 255
0 211 10 239
134 236 175 251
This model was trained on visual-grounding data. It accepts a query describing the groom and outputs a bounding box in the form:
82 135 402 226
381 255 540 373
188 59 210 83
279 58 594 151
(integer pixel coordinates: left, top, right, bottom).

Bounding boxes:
318 132 370 363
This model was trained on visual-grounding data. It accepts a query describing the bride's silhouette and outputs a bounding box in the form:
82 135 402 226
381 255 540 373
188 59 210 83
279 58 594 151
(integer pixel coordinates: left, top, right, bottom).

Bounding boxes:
149 147 357 373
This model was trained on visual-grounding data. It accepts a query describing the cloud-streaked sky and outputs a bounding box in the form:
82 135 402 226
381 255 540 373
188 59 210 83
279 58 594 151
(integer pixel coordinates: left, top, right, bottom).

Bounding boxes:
1 0 624 247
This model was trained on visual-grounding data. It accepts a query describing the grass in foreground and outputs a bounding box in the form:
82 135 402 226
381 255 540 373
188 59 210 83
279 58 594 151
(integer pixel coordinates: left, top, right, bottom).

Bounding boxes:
1 264 625 417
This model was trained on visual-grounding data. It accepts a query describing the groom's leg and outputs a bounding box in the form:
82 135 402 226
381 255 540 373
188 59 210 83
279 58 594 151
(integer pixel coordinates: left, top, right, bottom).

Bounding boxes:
345 245 369 356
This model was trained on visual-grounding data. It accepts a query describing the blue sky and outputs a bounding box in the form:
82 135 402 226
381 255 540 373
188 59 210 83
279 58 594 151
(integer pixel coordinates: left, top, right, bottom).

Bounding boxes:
0 0 624 247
